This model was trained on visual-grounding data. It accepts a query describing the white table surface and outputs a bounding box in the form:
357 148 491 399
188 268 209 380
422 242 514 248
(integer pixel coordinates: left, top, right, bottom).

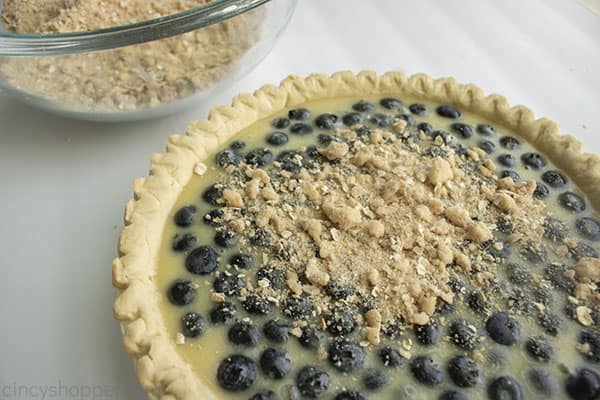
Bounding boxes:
0 1 599 399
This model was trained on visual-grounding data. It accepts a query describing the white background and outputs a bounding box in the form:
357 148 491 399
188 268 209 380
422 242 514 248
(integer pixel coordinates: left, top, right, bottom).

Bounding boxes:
0 1 599 399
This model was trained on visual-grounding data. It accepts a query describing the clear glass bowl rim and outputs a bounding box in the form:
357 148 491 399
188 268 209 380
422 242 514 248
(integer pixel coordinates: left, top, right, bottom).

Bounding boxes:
0 0 271 56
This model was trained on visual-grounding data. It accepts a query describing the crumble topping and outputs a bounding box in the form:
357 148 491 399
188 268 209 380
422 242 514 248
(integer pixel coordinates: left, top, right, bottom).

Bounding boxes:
208 125 547 333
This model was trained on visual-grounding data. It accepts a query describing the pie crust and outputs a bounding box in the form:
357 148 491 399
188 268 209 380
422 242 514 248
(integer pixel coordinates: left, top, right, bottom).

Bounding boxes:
112 71 600 400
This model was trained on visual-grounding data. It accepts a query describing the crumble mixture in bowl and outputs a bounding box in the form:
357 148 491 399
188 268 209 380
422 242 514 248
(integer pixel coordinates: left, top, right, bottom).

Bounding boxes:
0 0 297 121
113 71 600 399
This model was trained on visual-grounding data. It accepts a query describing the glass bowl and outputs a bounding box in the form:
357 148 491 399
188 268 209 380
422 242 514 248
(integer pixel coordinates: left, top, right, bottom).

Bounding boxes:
0 0 296 121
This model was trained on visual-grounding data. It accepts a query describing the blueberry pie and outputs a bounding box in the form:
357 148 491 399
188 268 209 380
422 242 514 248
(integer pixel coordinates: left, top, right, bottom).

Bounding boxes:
113 72 600 399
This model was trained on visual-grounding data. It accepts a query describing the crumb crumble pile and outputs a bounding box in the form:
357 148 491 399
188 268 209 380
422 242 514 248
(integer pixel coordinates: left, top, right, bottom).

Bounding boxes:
0 0 264 112
208 121 547 340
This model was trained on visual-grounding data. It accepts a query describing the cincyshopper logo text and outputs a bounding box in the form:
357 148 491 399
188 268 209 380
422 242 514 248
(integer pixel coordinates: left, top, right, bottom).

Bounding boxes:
1 381 120 400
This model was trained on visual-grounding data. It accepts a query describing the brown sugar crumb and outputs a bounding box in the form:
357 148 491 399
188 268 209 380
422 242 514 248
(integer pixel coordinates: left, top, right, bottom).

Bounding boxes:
444 207 471 228
466 222 493 243
427 157 454 186
575 257 600 283
321 142 350 160
366 220 385 238
222 189 244 208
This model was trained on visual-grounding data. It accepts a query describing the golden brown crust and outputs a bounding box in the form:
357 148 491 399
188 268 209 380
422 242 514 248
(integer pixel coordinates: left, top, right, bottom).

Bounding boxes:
112 71 600 399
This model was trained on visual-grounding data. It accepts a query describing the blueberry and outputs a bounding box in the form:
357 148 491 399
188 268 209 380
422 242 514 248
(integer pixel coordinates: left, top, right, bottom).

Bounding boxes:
230 140 246 150
467 291 489 314
282 296 314 320
558 191 586 212
186 246 218 275
544 263 576 291
229 253 253 269
484 239 512 260
334 391 367 400
432 130 455 145
377 346 406 368
525 336 554 362
410 355 444 386
363 370 388 390
324 283 355 301
521 152 547 170
538 313 561 336
415 321 442 345
296 366 330 398
499 170 521 182
449 319 480 350
288 108 311 120
499 136 520 150
202 183 223 205
317 133 335 145
217 354 257 392
210 301 237 324
519 239 547 264
380 97 403 110
439 391 468 400
167 279 196 306
534 182 550 199
216 148 242 168
398 113 416 126
272 117 290 129
260 348 291 379
496 215 513 234
543 217 568 242
527 368 557 395
579 331 600 363
250 390 278 400
478 139 496 154
276 150 304 172
370 113 393 127
506 263 531 285
541 170 567 187
418 122 433 135
570 242 599 261
325 308 357 336
228 321 260 346
172 233 197 252
245 148 273 166
315 113 339 130
203 208 224 226
249 228 271 247
266 131 289 146
263 319 290 343
486 312 520 346
437 105 461 119
488 376 523 400
353 100 376 113
242 294 273 315
355 126 372 137
497 154 517 168
448 355 479 387
328 339 366 372
214 228 240 249
290 123 314 135
174 205 196 227
213 272 245 296
256 266 286 290
475 124 494 137
409 103 427 115
298 327 321 349
576 217 600 241
566 368 600 400
342 112 364 127
450 123 474 139
181 312 206 338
